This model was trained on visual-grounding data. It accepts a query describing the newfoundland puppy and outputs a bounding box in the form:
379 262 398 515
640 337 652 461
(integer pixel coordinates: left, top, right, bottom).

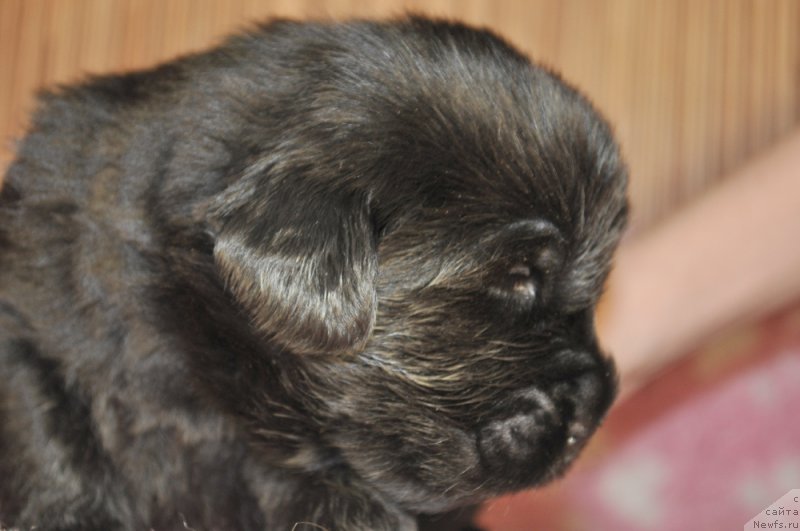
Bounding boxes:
0 16 627 530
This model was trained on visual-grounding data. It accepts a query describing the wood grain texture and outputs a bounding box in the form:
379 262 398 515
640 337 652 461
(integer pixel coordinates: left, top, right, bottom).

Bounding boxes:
1 0 798 230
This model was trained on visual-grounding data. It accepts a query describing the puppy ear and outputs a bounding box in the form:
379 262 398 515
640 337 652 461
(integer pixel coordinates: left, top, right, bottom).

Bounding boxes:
209 173 377 356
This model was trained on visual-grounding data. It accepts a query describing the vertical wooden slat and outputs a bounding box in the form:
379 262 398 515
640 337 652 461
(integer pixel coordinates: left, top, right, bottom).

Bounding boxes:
0 0 24 161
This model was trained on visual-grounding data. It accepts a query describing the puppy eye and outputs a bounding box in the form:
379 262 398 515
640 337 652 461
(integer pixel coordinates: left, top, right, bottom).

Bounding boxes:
508 264 536 298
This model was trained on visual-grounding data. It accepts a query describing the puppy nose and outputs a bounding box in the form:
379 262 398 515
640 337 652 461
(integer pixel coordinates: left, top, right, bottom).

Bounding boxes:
556 352 618 423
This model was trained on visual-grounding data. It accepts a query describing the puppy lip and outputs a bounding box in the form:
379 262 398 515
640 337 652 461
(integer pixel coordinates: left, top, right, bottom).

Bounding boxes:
565 420 590 447
475 386 561 468
512 386 557 415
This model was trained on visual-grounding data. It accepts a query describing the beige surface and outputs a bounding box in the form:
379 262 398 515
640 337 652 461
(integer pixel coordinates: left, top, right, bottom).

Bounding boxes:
1 0 798 231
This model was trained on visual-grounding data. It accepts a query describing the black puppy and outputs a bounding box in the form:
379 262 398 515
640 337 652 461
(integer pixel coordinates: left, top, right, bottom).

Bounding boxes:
0 16 627 531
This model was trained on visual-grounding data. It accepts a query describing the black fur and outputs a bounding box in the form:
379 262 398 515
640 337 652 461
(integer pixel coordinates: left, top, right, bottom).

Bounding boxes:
0 16 627 530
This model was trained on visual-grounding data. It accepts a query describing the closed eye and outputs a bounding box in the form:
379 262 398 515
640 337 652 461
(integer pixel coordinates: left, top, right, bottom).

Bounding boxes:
509 264 531 276
508 264 536 298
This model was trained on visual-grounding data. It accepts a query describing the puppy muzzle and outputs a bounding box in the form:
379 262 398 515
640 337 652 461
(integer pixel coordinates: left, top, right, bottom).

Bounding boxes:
475 363 614 485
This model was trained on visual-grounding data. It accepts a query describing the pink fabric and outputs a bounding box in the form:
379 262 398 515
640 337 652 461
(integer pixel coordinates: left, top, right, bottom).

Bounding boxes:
479 306 800 530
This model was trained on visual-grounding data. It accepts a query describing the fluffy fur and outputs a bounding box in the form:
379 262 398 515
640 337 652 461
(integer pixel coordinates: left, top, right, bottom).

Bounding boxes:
0 16 627 530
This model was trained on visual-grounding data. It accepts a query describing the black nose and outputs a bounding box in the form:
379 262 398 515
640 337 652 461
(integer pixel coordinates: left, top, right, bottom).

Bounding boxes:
551 364 617 442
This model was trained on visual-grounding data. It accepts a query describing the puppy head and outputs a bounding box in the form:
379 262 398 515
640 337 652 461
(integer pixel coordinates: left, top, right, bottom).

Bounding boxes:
208 17 627 512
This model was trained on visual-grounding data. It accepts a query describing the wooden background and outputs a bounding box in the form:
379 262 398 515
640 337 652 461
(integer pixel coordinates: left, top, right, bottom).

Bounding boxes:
1 0 798 233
